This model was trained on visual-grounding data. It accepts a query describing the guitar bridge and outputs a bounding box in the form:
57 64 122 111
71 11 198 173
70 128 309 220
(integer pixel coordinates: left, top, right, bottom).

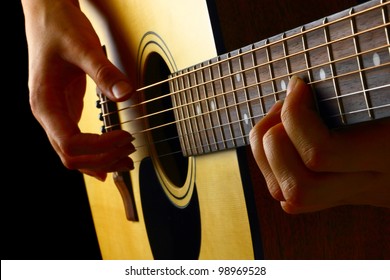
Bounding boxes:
113 171 139 221
96 46 138 222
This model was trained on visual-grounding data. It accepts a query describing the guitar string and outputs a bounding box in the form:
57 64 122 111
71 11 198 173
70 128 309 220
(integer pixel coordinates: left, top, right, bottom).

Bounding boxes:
160 97 390 159
100 23 390 129
100 58 390 156
143 2 390 159
95 2 390 158
134 1 389 93
103 56 390 132
109 21 390 118
118 73 390 162
129 97 390 162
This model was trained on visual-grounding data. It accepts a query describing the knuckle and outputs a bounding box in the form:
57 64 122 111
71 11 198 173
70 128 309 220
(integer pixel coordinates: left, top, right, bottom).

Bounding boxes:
28 85 44 116
262 126 277 146
59 149 78 170
280 175 299 201
94 63 118 93
302 145 328 172
59 155 77 170
268 183 284 201
94 63 112 83
279 175 307 211
249 126 260 144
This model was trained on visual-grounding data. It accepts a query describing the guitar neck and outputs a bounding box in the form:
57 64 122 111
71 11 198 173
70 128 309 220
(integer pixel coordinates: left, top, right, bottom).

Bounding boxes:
170 0 390 157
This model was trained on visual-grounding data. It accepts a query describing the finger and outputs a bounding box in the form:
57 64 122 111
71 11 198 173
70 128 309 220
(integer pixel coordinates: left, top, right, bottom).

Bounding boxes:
263 123 382 213
250 100 285 201
79 155 135 182
80 169 107 182
74 154 134 173
56 132 135 171
56 6 134 102
282 76 390 173
32 85 134 152
34 95 135 172
64 130 135 156
71 44 133 101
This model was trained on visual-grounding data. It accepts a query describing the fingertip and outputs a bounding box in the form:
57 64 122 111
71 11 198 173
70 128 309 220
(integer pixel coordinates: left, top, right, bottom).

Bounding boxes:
112 80 133 100
286 75 311 98
249 100 283 149
80 169 108 182
286 75 299 96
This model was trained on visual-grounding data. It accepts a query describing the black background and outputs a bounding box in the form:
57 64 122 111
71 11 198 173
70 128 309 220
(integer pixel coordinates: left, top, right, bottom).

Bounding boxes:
2 1 101 260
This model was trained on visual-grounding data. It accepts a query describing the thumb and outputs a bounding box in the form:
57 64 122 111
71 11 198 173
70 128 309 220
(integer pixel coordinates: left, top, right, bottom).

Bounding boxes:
79 46 133 102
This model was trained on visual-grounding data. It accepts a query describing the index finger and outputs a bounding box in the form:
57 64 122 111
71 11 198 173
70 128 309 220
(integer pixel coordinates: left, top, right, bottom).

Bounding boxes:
281 76 390 173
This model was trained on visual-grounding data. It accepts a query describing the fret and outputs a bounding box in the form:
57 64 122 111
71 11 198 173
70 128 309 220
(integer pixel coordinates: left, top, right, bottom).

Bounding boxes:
300 26 314 83
196 62 219 152
253 39 279 112
350 7 373 119
178 72 193 156
284 28 311 80
181 73 195 156
266 39 280 104
328 8 362 125
216 54 235 149
383 0 390 45
363 0 390 121
191 65 211 154
318 1 390 127
228 49 246 146
269 34 290 101
180 73 198 155
241 44 260 141
281 33 292 84
350 3 390 122
168 0 390 157
251 42 267 123
170 73 189 156
205 58 227 150
309 18 346 126
184 68 205 155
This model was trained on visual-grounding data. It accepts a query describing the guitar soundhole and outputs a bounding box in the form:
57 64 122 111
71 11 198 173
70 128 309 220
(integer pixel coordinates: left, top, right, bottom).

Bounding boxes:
140 52 201 259
143 52 188 187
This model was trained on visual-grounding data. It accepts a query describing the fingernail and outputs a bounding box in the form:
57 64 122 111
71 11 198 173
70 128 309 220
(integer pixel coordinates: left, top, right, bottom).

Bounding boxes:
287 75 299 96
112 81 132 99
267 100 284 115
94 173 107 182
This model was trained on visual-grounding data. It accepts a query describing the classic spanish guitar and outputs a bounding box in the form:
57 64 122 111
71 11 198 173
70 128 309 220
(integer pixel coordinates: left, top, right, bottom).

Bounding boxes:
78 0 390 259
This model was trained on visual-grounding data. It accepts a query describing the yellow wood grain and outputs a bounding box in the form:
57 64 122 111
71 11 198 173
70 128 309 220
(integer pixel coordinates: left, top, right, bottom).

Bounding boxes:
79 0 254 259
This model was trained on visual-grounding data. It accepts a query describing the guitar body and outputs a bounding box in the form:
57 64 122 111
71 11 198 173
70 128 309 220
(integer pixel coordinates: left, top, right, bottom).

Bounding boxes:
79 0 255 260
79 0 390 259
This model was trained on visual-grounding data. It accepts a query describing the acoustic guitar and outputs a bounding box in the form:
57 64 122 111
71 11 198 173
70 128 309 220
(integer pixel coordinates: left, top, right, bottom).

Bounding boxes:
78 0 390 259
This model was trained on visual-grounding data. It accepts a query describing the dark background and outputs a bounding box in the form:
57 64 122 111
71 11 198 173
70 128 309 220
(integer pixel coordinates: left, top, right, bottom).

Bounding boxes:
3 0 372 260
2 1 101 260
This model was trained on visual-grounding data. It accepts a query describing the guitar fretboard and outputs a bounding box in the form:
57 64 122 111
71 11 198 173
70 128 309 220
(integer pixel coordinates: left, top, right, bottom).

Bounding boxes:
170 0 390 157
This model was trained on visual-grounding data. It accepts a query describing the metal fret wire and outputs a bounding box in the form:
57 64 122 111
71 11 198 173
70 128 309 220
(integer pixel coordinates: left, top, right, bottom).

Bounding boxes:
134 1 389 93
350 7 373 118
101 22 390 128
110 52 390 131
97 1 390 156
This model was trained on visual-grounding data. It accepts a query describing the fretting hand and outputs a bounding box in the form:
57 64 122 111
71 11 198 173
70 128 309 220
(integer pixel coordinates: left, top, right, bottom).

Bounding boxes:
249 76 390 213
